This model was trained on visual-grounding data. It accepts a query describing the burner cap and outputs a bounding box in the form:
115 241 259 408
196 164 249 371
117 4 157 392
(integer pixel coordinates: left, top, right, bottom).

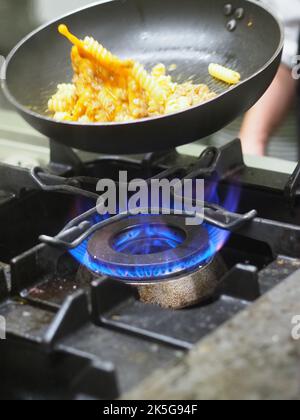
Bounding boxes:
87 215 212 282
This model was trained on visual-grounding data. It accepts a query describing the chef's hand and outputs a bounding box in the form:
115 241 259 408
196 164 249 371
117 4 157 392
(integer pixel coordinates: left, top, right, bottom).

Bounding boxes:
240 64 297 156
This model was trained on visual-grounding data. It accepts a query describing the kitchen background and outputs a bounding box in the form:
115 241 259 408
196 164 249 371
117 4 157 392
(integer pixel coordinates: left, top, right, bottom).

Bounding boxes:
0 0 298 162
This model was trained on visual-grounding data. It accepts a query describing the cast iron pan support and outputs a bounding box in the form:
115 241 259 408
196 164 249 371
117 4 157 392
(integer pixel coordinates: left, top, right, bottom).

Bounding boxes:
49 139 84 175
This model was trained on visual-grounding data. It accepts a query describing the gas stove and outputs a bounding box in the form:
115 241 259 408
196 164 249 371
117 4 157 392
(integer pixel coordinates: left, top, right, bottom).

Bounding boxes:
1 138 300 400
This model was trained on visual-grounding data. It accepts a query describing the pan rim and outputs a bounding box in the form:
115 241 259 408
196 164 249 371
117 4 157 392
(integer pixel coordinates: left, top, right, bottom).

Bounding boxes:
2 0 284 128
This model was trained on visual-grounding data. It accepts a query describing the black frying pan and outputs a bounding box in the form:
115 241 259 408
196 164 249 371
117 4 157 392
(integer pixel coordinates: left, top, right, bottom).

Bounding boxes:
3 0 283 154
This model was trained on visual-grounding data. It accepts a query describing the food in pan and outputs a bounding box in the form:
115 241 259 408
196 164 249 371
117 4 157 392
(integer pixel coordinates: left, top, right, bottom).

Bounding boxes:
208 63 241 85
48 25 218 123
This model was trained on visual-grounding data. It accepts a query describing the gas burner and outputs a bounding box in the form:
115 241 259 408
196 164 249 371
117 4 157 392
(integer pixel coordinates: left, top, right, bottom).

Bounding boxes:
137 256 226 309
2 139 300 399
87 214 227 308
87 215 214 282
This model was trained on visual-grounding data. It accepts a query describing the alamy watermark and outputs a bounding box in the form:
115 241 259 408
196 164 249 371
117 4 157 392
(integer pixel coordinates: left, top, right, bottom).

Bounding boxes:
292 55 300 80
291 315 300 341
0 315 6 340
0 55 6 81
96 171 205 226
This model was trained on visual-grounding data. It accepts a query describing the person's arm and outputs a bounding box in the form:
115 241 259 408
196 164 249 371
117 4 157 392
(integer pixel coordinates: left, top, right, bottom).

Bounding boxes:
240 64 297 155
240 0 300 156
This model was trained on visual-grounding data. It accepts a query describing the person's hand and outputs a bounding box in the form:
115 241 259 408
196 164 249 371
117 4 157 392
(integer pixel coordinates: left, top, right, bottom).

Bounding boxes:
240 64 297 156
241 138 266 156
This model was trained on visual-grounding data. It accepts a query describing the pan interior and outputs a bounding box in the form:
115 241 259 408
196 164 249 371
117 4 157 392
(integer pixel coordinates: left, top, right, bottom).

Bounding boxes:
5 0 282 116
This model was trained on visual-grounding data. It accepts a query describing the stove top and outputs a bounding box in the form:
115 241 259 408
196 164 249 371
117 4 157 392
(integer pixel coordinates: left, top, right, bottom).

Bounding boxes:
1 139 300 400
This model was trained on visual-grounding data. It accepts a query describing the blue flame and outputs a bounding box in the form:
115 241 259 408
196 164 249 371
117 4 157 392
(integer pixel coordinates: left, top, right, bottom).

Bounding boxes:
69 180 240 280
112 224 185 255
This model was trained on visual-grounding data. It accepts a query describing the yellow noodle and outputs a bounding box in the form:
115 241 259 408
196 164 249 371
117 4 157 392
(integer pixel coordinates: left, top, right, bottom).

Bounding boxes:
209 63 241 85
49 25 236 123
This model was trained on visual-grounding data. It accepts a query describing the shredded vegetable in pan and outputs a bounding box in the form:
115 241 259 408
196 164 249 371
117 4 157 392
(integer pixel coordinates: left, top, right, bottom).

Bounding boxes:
48 25 240 123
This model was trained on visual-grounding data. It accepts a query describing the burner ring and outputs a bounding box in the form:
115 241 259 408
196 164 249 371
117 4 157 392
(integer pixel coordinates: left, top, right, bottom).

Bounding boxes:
87 215 212 282
137 255 226 309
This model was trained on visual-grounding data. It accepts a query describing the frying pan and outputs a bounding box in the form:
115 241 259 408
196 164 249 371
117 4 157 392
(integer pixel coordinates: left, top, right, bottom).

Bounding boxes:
3 0 283 154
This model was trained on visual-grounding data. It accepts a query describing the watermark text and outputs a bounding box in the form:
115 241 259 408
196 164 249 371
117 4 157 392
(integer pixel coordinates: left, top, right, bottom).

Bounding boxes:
0 315 6 340
291 315 300 341
96 171 205 226
0 55 6 81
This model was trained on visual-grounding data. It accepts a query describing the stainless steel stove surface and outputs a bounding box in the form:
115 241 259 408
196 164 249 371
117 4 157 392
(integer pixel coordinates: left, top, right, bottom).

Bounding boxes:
1 139 300 400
